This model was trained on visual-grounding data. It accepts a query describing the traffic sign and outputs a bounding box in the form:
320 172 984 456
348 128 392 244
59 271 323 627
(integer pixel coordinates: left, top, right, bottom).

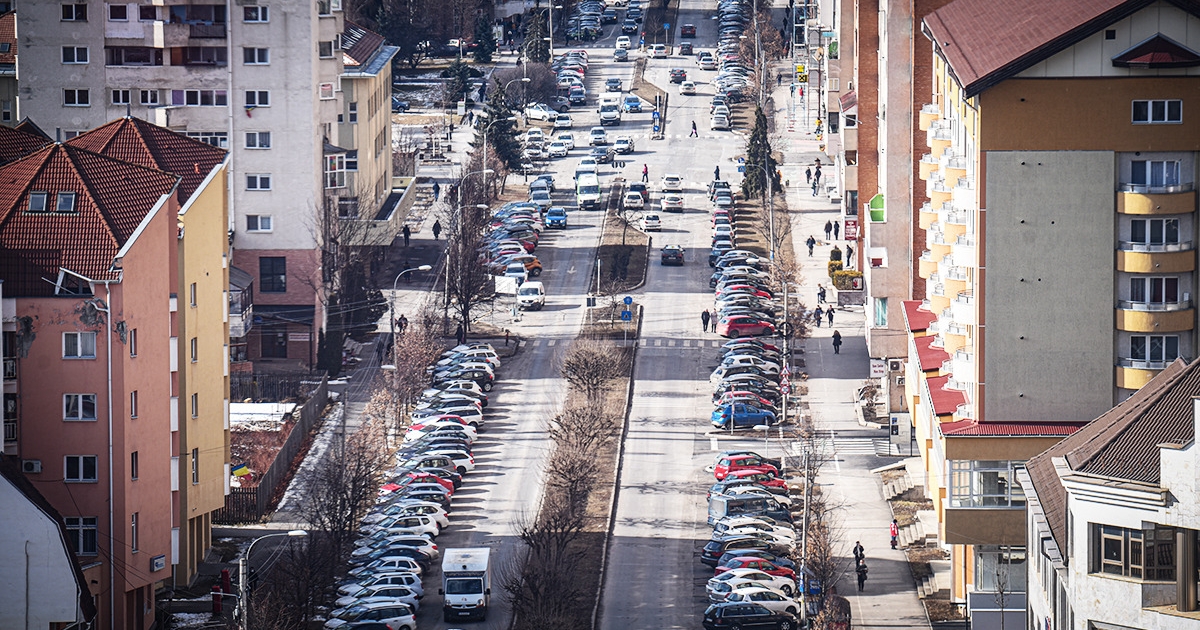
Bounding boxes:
623 295 633 305
663 22 670 30
781 380 791 395
779 321 795 339
653 123 661 133
782 364 792 377
621 310 633 321
652 110 661 120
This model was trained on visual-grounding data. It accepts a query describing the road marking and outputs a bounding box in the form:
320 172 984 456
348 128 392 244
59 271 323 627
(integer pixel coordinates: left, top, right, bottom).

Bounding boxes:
654 339 662 347
667 339 675 347
710 436 719 451
546 339 556 346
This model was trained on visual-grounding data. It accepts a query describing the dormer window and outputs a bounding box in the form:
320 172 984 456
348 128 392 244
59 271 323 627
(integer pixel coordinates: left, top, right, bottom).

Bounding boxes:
57 192 76 213
27 191 47 212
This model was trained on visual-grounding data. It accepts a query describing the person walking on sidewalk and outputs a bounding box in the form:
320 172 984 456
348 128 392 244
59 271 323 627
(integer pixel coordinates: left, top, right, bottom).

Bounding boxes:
432 181 441 201
814 165 823 185
824 221 833 240
890 518 900 549
853 541 865 566
432 220 442 240
856 562 869 592
402 224 411 247
690 121 698 137
812 180 819 197
827 308 834 326
817 284 827 304
832 330 843 354
642 164 649 183
833 221 841 240
806 235 816 256
777 73 783 86
701 309 711 333
714 165 720 181
813 306 824 328
805 167 812 184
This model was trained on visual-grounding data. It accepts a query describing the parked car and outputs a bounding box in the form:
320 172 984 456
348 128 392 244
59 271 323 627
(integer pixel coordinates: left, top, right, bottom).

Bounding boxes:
714 454 780 481
524 103 556 121
715 315 776 338
711 403 777 430
323 602 416 630
701 602 800 630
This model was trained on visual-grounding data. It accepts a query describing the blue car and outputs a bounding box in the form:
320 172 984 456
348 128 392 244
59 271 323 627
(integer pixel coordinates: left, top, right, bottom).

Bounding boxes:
711 403 777 430
545 207 568 229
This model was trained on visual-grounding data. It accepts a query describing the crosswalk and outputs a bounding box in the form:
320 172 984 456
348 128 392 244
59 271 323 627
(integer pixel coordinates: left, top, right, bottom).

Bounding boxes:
831 436 900 457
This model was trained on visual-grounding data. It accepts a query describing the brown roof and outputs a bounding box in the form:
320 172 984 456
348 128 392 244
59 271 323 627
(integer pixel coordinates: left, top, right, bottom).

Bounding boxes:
902 300 937 332
1025 358 1198 553
0 12 14 66
922 0 1200 96
1112 34 1200 68
939 419 1085 437
0 124 52 166
0 143 180 296
14 118 52 141
66 117 226 203
342 20 386 67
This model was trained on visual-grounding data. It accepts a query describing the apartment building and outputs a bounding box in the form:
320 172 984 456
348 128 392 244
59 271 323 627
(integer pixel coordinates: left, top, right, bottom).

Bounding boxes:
0 11 15 126
1023 358 1200 630
16 0 381 367
898 0 1200 626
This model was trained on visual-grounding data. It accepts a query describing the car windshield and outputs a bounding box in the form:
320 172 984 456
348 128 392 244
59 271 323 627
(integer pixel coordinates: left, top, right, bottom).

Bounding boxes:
518 286 540 296
446 577 484 595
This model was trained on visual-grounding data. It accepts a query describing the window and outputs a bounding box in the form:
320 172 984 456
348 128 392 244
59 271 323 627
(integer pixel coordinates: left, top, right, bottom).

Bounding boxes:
109 4 129 20
318 41 334 58
1129 218 1179 246
130 390 138 418
192 447 199 483
317 0 332 15
62 3 88 21
64 394 98 421
2 100 11 123
337 198 360 218
1132 99 1182 124
27 191 48 213
1130 335 1179 363
189 282 197 307
245 90 269 107
64 332 97 359
246 173 272 190
1131 160 1181 189
111 89 131 105
319 82 335 100
975 546 1028 593
348 101 358 123
139 5 157 21
186 131 228 148
131 512 138 552
259 257 287 293
947 460 1027 508
64 89 90 107
243 6 269 22
1094 524 1176 580
65 455 99 482
64 517 98 555
130 451 138 480
243 47 270 64
170 89 228 107
62 46 89 64
109 47 163 66
174 46 226 66
190 392 198 417
345 150 358 171
190 337 198 362
139 89 160 105
325 154 347 188
1129 277 1180 305
245 131 271 149
56 192 76 213
246 214 273 231
873 297 887 328
129 329 137 357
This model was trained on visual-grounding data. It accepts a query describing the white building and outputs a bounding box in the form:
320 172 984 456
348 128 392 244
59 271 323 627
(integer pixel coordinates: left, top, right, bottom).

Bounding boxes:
1022 358 1200 630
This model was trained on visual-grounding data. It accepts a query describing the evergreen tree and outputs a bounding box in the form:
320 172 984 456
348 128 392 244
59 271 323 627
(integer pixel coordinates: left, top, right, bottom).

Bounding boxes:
479 82 523 169
741 105 781 199
443 56 473 105
524 11 550 63
473 13 497 63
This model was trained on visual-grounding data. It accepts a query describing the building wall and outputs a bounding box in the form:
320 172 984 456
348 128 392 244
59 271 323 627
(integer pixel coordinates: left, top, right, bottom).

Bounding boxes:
231 247 321 364
338 62 395 219
0 474 85 627
175 162 231 584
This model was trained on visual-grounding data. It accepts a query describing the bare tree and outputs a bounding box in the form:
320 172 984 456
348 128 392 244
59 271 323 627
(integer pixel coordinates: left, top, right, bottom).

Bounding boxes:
301 418 391 564
560 339 625 404
548 406 620 453
494 63 559 109
392 126 421 177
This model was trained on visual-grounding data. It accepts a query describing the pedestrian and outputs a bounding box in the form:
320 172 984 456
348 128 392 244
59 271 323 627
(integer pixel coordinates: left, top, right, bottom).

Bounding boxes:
398 314 408 334
812 180 819 197
642 164 649 183
824 220 833 240
432 181 441 201
806 235 816 256
691 120 698 137
813 306 824 328
856 562 868 591
890 518 900 549
817 284 827 304
402 224 411 247
832 330 843 354
805 167 812 184
455 323 465 345
432 220 442 240
846 243 854 262
853 541 865 565
714 165 720 181
827 308 834 326
814 166 823 185
777 73 783 86
701 309 711 332
833 220 840 240
505 329 511 346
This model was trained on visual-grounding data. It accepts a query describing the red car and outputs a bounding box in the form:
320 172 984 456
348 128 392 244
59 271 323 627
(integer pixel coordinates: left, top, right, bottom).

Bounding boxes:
714 454 780 481
714 556 797 579
715 284 774 300
725 338 780 353
681 23 696 37
715 315 777 339
723 469 787 490
406 472 454 492
714 391 774 409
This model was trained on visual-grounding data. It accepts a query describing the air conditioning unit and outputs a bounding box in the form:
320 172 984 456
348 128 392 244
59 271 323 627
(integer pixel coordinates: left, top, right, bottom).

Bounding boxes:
22 459 42 474
888 359 903 372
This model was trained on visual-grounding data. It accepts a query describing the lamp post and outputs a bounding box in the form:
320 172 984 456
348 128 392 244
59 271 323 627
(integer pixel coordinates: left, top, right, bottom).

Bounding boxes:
445 181 492 335
239 530 307 630
502 76 531 110
548 4 563 58
389 264 433 352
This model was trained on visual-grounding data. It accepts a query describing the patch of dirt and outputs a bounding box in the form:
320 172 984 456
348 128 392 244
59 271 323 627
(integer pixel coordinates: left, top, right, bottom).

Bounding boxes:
905 547 948 580
897 486 930 503
924 598 965 621
881 469 906 483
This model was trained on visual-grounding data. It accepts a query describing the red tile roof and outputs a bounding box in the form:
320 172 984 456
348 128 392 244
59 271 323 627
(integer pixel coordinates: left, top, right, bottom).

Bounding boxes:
0 143 180 296
939 419 1086 437
902 300 937 333
342 21 386 67
925 374 967 416
914 336 950 372
13 119 51 141
66 117 225 203
0 12 14 66
922 0 1178 96
1112 34 1200 68
0 125 52 166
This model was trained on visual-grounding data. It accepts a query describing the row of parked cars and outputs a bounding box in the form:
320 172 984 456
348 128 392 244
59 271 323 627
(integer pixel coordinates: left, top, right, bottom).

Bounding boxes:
483 196 555 309
323 343 504 628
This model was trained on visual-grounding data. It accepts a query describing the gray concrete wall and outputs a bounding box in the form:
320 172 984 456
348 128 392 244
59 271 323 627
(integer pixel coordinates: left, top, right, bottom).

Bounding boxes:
982 151 1116 422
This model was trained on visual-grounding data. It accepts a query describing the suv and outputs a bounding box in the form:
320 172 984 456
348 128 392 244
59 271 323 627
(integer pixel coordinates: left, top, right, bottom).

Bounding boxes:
324 601 416 630
661 245 684 265
661 174 684 192
517 281 545 310
702 602 799 630
544 207 568 228
669 68 687 83
589 127 609 145
622 95 643 113
613 135 635 154
681 23 697 37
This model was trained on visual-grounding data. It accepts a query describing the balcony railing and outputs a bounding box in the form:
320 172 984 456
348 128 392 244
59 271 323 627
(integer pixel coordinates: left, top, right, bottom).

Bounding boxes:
1117 240 1193 253
3 420 15 442
189 23 227 38
1119 182 1194 194
1117 298 1193 312
3 358 14 380
1119 357 1190 370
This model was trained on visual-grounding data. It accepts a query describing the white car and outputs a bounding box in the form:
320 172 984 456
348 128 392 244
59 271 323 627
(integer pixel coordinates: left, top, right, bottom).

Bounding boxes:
347 556 424 578
323 601 415 630
623 191 645 209
554 132 576 149
712 516 796 540
361 514 442 539
707 568 797 597
723 587 802 615
613 135 635 154
548 141 570 158
524 103 555 121
525 128 545 143
553 113 573 129
660 193 685 212
712 224 733 240
404 422 478 443
699 56 719 70
711 114 731 130
362 503 450 529
334 584 423 610
615 35 632 49
652 43 668 58
712 104 731 118
719 355 780 374
338 572 425 598
414 393 483 412
437 349 500 369
661 174 684 192
640 213 662 231
680 80 697 95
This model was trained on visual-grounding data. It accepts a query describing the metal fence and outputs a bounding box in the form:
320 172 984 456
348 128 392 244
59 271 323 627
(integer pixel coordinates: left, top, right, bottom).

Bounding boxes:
230 372 325 402
215 375 329 524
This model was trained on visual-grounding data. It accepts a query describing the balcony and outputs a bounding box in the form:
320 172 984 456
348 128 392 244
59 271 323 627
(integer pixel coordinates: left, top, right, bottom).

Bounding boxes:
336 177 418 247
952 235 976 268
1118 240 1194 254
943 265 969 296
929 127 953 159
228 266 254 339
930 181 953 208
928 227 952 260
943 322 969 353
1117 249 1195 274
2 358 14 380
919 201 939 230
951 291 976 326
919 103 940 132
919 154 940 181
3 419 14 443
942 207 970 240
930 282 951 314
1116 301 1194 333
944 156 968 184
1118 182 1196 215
190 23 227 38
918 250 938 279
1116 362 1172 389
951 348 975 381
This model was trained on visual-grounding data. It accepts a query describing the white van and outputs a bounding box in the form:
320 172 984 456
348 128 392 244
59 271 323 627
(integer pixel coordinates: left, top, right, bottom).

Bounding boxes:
517 281 546 310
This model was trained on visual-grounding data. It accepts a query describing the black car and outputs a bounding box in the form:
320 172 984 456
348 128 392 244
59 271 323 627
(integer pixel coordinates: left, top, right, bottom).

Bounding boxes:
700 535 772 566
660 245 685 266
669 68 687 83
703 602 800 630
602 8 618 23
605 78 623 92
629 182 649 201
627 7 643 21
613 48 629 62
680 42 694 55
433 368 494 391
622 19 638 33
590 146 614 163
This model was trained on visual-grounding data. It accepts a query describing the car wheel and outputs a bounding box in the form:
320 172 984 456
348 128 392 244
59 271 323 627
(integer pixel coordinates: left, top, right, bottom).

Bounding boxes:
457 466 468 475
731 626 743 630
781 583 793 596
531 267 542 277
482 382 494 392
728 329 740 338
786 607 798 616
779 622 793 630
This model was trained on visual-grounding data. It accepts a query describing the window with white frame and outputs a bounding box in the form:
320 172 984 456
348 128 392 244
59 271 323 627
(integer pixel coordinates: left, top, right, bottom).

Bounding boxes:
1129 277 1180 305
192 447 199 483
65 516 98 554
61 3 88 21
130 512 139 551
63 332 97 359
246 173 272 190
245 90 269 107
27 191 48 213
246 214 273 231
975 546 1028 593
56 192 76 213
243 47 269 64
64 89 90 107
947 460 1026 508
111 89 131 105
108 4 128 20
64 393 97 421
190 337 198 362
319 83 335 100
191 392 199 417
130 390 138 417
1094 524 1176 580
1132 99 1182 124
348 101 358 123
129 329 137 357
186 131 228 148
1131 160 1181 189
139 89 160 105
318 41 334 58
873 297 887 328
62 46 88 64
65 455 98 482
325 154 347 188
245 131 271 149
1130 335 1179 363
170 89 228 107
243 6 269 22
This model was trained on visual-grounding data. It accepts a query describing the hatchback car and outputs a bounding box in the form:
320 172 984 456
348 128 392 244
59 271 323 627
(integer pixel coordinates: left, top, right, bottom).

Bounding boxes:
661 174 684 192
669 68 688 83
680 42 694 55
553 113 573 129
681 23 697 37
623 95 643 112
701 602 799 630
711 403 777 430
615 35 632 49
605 78 623 92
640 213 661 231
680 80 697 95
660 193 685 213
589 127 608 145
652 43 668 58
613 47 629 61
623 191 645 209
715 315 776 338
661 245 685 265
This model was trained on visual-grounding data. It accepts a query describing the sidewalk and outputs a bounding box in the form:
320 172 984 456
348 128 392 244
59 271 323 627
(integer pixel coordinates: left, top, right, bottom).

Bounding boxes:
768 62 930 630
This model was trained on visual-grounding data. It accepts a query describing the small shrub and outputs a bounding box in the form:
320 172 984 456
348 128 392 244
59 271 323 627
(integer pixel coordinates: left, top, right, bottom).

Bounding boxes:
827 261 843 278
832 269 863 290
829 246 842 262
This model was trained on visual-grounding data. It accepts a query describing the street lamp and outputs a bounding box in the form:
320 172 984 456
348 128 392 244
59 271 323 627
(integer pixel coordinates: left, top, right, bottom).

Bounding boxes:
239 530 307 630
753 423 771 456
503 77 531 110
548 4 563 58
389 264 433 350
